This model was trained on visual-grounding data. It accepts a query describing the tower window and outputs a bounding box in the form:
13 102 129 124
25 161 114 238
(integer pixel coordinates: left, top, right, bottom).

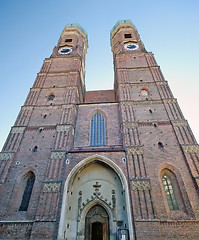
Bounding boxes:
48 94 55 101
124 33 132 38
19 172 35 211
141 88 148 97
162 174 179 210
90 112 106 146
33 146 38 152
65 38 72 43
158 142 164 148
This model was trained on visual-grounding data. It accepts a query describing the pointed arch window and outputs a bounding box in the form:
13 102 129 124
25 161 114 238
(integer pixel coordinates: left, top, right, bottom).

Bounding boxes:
162 173 179 211
90 112 106 146
19 172 35 211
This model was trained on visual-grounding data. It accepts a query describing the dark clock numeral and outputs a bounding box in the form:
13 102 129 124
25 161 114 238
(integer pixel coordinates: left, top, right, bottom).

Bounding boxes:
127 44 137 49
61 48 71 53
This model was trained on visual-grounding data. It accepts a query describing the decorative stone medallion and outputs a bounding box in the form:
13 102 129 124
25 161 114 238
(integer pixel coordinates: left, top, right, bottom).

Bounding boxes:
131 179 150 190
0 152 14 161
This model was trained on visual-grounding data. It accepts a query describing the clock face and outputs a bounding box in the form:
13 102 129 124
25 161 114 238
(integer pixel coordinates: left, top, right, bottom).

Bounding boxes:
124 43 139 50
58 47 72 54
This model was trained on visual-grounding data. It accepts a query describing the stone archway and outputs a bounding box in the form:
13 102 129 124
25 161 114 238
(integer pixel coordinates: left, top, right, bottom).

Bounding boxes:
58 154 134 240
85 205 109 240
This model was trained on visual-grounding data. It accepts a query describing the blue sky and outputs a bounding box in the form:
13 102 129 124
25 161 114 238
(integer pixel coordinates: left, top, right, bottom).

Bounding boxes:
0 0 199 149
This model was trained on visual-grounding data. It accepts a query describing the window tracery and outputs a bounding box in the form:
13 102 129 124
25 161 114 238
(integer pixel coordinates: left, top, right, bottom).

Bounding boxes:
90 112 106 146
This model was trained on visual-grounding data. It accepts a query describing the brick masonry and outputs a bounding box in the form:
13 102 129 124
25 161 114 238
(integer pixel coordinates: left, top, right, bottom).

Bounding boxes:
0 21 198 240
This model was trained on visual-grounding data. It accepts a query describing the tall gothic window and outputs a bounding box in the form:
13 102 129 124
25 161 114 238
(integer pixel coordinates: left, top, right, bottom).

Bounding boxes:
162 173 179 211
90 112 106 146
19 172 35 211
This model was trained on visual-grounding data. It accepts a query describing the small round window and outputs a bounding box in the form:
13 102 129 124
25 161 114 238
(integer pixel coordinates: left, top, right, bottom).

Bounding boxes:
141 88 148 96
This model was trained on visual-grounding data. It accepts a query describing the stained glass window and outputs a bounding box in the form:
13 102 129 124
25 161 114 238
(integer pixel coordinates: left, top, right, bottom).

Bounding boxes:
90 113 105 146
162 174 179 211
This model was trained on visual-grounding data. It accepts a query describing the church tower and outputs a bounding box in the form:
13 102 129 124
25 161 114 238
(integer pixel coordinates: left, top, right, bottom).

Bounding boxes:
0 21 199 240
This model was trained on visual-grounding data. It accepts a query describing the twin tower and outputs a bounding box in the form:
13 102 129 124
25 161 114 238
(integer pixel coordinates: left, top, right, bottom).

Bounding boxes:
0 20 199 240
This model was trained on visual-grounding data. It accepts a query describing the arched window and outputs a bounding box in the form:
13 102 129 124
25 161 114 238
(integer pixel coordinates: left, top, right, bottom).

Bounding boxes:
90 112 106 146
162 173 179 211
19 172 35 211
48 94 55 101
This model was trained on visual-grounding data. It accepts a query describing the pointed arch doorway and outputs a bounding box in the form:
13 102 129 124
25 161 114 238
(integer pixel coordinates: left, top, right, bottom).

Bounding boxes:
85 205 109 240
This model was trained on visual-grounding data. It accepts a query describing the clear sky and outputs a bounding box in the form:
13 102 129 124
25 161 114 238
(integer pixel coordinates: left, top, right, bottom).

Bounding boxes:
0 0 199 150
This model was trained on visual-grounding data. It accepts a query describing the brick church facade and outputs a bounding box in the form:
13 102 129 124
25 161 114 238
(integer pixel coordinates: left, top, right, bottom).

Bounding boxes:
0 20 199 240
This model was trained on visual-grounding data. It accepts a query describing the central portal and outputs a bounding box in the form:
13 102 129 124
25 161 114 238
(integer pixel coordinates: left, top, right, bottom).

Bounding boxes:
85 205 109 240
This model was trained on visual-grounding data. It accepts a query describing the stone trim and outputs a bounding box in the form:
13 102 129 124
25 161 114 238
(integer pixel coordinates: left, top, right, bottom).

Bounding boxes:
171 120 188 127
181 144 199 154
127 146 143 155
124 122 138 128
137 121 170 127
22 106 34 111
156 81 168 85
11 127 26 134
30 88 40 92
131 178 150 190
117 65 160 71
43 182 61 193
51 151 66 160
164 98 177 104
160 220 199 226
132 100 162 105
56 125 70 132
62 104 74 109
0 152 14 161
35 105 61 110
120 81 167 87
38 71 80 76
26 126 56 131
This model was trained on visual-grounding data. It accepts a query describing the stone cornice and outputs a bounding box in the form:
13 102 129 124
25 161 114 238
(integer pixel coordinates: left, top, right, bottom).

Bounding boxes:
117 66 160 72
119 81 167 87
120 98 177 105
30 86 77 92
123 122 138 128
115 51 153 58
26 125 56 131
56 125 72 132
22 103 76 111
38 71 80 76
30 85 78 92
44 56 81 62
132 99 162 105
21 106 34 111
11 126 26 134
79 102 118 107
171 120 188 127
121 121 171 127
163 98 177 104
160 220 199 226
135 220 199 225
